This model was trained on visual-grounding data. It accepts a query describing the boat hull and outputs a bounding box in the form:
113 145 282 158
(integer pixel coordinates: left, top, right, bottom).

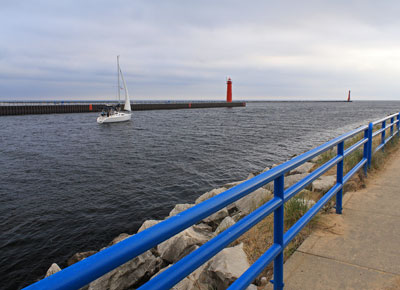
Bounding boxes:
97 112 132 124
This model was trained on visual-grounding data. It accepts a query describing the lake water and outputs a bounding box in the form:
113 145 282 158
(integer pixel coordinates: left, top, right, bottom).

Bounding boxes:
1 101 399 289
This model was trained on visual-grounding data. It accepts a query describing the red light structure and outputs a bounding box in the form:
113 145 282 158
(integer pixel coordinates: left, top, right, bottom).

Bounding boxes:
226 77 232 103
347 90 351 102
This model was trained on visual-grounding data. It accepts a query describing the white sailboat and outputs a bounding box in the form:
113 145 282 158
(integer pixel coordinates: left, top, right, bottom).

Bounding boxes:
97 56 132 124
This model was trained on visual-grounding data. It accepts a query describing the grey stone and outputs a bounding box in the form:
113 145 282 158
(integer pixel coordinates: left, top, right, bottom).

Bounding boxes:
108 233 132 246
310 156 320 163
234 188 273 215
224 180 246 189
260 276 268 286
248 166 271 179
312 175 336 192
204 243 250 289
246 284 258 290
231 212 244 222
247 172 256 179
264 173 308 192
169 203 194 217
172 263 209 290
67 251 97 266
153 244 249 290
151 263 209 290
284 173 309 189
289 162 314 175
261 166 271 173
203 207 229 224
157 227 213 263
45 263 61 278
138 220 161 233
193 223 213 233
88 250 163 290
214 216 236 234
227 201 237 213
195 187 226 204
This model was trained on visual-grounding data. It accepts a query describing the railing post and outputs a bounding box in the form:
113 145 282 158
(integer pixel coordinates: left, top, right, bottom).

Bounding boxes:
363 128 368 176
336 141 344 214
397 113 400 137
273 175 284 290
381 120 386 151
390 117 394 137
368 122 373 167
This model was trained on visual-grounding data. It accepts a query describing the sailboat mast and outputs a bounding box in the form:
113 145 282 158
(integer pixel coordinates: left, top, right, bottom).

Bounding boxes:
117 55 120 103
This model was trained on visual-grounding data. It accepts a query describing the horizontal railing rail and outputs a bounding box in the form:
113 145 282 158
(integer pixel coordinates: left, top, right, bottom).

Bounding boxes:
24 112 400 290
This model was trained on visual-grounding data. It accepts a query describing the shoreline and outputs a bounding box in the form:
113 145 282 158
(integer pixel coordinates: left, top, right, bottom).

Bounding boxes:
39 124 400 289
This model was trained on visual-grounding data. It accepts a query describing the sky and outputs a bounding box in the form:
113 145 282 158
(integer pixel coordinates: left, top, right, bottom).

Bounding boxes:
1 1 400 101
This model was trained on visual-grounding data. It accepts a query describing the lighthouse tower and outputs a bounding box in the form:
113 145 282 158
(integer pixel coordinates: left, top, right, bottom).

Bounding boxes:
226 77 232 103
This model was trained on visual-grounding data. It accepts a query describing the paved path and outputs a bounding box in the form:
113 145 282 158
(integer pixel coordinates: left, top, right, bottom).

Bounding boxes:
273 149 400 290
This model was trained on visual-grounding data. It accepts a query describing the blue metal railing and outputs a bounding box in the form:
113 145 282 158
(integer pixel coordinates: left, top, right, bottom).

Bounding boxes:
24 112 400 290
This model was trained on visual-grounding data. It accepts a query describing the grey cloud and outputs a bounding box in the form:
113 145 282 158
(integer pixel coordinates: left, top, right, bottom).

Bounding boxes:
1 1 400 100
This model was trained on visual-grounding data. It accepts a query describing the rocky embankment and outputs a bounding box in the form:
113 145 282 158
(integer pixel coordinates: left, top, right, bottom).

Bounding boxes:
44 159 337 290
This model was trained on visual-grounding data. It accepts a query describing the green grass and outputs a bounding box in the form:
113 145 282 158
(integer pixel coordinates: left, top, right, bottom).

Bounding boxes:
284 197 311 229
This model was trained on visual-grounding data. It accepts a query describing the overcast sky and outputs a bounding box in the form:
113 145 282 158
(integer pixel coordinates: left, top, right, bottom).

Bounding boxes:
1 1 400 101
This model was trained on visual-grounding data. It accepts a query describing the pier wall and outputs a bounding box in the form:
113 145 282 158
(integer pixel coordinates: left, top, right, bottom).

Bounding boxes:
0 102 246 116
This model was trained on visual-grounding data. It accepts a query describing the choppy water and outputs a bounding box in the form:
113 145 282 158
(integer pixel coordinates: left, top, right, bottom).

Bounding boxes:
1 101 399 289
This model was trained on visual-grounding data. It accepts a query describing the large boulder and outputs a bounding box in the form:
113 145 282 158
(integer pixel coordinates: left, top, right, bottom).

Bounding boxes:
312 175 336 193
67 251 98 266
224 180 246 189
231 212 243 222
154 244 249 290
203 207 229 224
151 263 209 290
108 233 132 246
264 173 308 192
260 166 271 174
247 172 256 179
247 166 271 180
234 188 273 215
172 263 209 290
45 263 61 278
289 162 314 175
202 243 250 289
193 223 213 232
169 203 194 217
88 250 163 290
284 173 309 189
157 226 213 263
310 156 320 163
214 216 236 235
137 220 161 233
195 187 226 204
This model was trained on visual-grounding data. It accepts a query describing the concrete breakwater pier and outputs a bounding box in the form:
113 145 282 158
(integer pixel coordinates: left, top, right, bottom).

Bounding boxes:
0 101 246 116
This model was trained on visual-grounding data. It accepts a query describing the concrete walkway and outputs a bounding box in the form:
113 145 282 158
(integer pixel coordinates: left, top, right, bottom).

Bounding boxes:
275 150 400 290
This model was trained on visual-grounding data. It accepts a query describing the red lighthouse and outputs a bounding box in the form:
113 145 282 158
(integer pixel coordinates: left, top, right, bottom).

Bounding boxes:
226 77 232 103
